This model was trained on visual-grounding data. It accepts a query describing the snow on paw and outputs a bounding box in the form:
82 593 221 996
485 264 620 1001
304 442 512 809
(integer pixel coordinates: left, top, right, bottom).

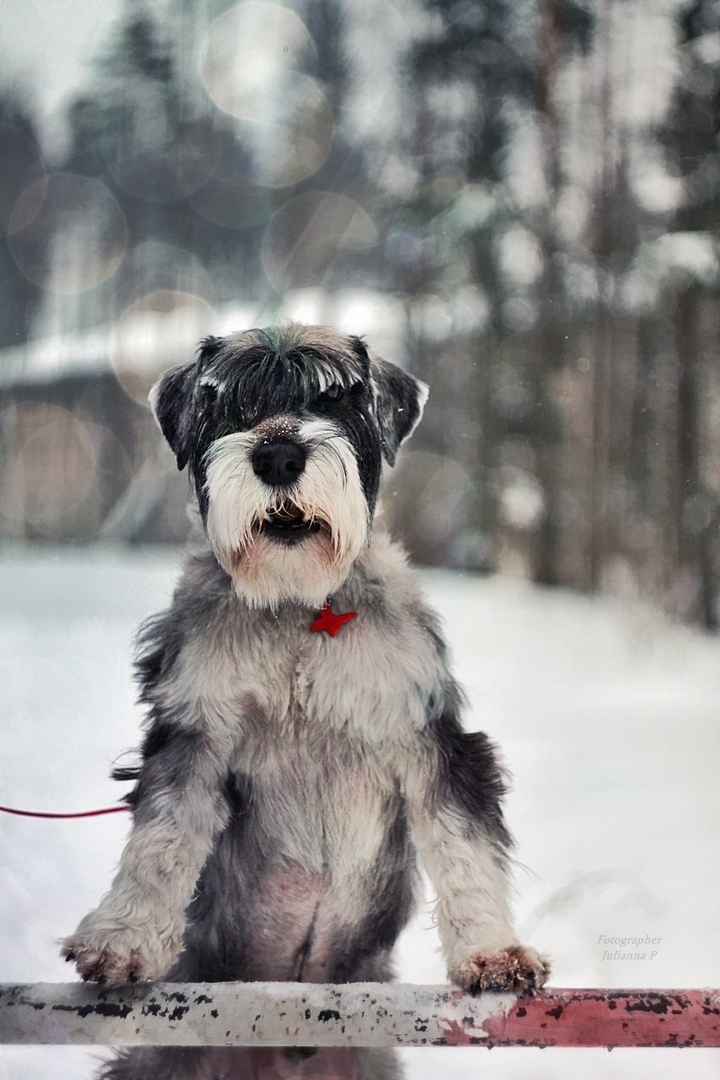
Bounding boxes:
452 945 550 995
61 924 179 986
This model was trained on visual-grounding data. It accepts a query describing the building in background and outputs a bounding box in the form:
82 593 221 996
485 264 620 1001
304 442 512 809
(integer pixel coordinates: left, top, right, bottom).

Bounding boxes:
1 0 719 628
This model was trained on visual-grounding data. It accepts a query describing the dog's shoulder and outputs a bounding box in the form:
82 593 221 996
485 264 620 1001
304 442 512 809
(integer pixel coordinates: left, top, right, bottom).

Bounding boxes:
345 530 448 653
136 545 233 650
294 531 453 741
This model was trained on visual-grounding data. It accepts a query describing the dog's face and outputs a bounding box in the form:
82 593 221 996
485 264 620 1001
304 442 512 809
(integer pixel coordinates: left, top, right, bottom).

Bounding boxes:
150 324 428 608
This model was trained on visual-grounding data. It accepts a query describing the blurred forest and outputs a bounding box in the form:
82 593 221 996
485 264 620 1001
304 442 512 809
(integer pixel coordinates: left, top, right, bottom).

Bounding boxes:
1 0 720 628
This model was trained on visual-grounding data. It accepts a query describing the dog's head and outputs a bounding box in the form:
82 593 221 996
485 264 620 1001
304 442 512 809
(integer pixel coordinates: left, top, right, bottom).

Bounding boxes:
150 324 428 608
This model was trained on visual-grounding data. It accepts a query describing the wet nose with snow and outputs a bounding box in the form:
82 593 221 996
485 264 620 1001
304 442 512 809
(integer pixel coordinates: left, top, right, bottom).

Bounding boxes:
252 441 306 486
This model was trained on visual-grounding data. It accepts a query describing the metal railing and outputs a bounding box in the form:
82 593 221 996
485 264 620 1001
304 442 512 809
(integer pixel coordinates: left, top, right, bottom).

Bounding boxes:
1 983 719 1048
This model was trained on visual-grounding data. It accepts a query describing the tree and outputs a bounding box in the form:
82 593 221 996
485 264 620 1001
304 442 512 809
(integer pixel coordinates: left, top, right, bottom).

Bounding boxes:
384 0 595 579
0 90 46 348
662 0 720 627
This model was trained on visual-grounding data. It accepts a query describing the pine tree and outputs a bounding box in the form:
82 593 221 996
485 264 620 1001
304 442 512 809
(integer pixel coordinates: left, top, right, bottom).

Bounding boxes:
0 90 46 348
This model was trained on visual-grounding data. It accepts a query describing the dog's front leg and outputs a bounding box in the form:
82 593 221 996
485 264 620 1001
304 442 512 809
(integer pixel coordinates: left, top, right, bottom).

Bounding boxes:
62 724 230 985
403 708 549 995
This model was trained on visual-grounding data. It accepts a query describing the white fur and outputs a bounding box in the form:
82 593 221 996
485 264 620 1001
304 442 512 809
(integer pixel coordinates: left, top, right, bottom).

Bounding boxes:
62 759 230 982
63 530 542 990
204 419 369 608
66 329 545 996
409 807 518 978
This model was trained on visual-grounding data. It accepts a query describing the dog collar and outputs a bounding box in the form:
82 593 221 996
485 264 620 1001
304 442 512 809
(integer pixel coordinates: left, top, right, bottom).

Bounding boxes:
310 601 357 637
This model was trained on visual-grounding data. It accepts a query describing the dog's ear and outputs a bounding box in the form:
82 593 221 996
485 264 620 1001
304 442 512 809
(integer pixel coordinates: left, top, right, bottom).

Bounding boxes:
372 358 429 466
149 362 195 470
150 338 224 469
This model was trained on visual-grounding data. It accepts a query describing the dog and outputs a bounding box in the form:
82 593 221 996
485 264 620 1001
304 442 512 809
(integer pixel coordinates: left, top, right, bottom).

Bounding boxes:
62 324 548 1076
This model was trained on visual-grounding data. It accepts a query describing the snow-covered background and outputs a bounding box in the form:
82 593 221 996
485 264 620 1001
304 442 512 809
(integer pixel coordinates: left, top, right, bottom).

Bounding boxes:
1 545 719 1079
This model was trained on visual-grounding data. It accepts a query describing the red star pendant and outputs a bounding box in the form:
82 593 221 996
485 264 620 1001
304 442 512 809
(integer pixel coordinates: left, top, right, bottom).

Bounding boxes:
310 601 357 637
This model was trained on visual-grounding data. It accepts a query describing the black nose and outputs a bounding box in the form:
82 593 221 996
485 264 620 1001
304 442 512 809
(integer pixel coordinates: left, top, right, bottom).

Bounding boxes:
252 441 306 486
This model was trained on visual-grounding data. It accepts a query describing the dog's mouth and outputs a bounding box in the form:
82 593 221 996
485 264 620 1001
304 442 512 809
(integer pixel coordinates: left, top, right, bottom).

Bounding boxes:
259 504 323 544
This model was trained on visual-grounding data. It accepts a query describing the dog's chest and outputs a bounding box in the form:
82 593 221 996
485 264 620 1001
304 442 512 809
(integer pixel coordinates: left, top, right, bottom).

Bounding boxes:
173 545 442 755
228 605 434 750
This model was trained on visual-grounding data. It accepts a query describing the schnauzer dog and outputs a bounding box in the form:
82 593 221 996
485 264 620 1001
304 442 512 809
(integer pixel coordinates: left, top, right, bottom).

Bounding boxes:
63 324 548 1076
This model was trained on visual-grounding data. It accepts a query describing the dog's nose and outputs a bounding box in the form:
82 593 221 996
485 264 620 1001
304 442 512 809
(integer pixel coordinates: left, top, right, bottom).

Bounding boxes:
252 441 306 486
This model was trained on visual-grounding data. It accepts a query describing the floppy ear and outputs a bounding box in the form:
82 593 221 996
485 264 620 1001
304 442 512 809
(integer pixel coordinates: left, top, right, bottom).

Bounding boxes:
372 358 429 466
148 362 195 470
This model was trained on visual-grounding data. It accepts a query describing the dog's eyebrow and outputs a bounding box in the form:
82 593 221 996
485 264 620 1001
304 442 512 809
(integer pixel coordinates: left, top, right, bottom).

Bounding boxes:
282 348 361 388
203 344 363 424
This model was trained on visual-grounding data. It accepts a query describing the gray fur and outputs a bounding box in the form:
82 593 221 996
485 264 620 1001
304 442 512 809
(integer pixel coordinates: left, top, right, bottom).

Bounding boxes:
63 325 548 1080
100 1046 402 1080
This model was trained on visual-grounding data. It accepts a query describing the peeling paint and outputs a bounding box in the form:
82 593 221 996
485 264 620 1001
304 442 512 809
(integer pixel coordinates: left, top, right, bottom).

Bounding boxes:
0 984 718 1048
480 989 720 1049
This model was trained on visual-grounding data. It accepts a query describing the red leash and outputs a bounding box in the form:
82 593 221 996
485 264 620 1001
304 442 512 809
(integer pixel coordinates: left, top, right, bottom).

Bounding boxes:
3 606 358 821
0 804 130 820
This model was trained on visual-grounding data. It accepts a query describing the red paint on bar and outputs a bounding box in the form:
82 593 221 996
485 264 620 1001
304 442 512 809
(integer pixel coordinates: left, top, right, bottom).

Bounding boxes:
2 983 719 1048
435 1017 477 1046
453 989 720 1048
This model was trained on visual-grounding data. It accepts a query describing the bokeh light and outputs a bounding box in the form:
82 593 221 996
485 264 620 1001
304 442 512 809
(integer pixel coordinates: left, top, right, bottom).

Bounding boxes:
107 117 220 203
200 2 334 186
382 451 474 565
254 74 334 188
8 173 128 293
0 0 714 628
200 2 315 122
119 240 217 305
110 290 215 404
261 192 377 293
0 405 103 535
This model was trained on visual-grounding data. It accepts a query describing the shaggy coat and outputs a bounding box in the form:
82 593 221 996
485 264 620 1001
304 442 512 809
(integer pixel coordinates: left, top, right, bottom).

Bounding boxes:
62 326 548 1079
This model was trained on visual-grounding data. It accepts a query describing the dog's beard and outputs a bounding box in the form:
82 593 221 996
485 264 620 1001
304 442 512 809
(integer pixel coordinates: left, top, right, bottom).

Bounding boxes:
204 422 369 609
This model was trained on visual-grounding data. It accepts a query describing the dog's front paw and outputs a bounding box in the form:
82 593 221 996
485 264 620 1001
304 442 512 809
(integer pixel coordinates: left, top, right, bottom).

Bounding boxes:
62 916 181 985
451 945 550 995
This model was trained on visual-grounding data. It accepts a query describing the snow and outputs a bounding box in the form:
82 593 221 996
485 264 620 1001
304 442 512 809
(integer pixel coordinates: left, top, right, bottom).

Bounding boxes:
0 289 407 390
1 546 719 1078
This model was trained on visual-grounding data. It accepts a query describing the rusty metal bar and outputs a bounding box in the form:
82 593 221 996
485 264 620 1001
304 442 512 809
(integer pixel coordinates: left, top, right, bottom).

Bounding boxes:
1 983 718 1048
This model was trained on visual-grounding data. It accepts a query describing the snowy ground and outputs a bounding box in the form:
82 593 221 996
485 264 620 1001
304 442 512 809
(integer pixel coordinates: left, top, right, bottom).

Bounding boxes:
1 545 719 1079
